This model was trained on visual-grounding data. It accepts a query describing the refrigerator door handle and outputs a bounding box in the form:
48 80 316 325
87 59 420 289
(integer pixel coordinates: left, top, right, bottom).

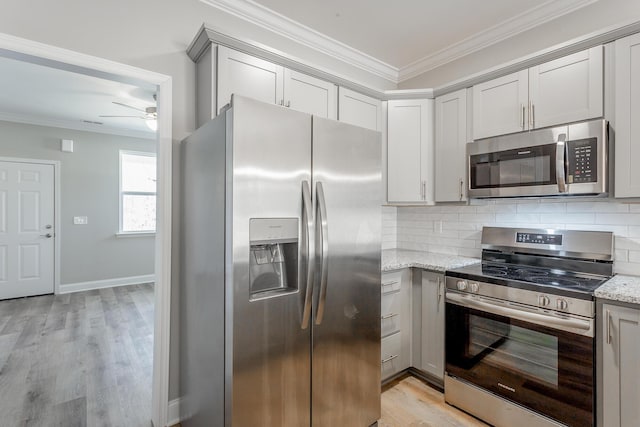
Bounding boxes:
315 181 329 325
301 180 315 330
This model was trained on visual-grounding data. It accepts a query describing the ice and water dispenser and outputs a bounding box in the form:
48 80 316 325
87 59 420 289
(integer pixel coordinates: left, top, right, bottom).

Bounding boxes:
249 218 298 300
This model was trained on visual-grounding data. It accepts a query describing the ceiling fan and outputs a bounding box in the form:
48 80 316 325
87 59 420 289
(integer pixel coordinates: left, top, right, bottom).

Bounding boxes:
100 100 157 131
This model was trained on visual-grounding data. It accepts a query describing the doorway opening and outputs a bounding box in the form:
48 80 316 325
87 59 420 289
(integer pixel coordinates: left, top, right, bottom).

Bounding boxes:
0 33 172 427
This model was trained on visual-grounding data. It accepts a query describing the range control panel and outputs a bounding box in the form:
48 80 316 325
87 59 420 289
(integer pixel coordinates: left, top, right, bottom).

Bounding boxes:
516 233 563 245
567 138 597 184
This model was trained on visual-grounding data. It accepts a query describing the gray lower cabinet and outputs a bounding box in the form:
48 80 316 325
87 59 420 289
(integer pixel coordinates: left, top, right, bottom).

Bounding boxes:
381 269 411 381
417 270 445 381
600 302 640 427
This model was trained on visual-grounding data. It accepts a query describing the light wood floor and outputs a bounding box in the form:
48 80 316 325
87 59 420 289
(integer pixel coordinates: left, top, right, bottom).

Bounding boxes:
380 375 489 427
0 283 154 427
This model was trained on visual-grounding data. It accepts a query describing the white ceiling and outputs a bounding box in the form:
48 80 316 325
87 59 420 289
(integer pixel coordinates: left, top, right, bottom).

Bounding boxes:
206 0 598 82
0 56 156 139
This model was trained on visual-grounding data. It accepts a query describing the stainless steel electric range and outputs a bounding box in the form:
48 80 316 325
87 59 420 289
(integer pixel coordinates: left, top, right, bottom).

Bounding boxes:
444 226 614 427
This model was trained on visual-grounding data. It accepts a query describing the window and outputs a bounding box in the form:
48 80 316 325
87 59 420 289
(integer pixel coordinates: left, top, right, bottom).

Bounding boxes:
120 151 156 232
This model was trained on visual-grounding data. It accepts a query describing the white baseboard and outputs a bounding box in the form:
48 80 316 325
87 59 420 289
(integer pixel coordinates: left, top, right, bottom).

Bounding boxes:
167 398 182 426
59 274 155 294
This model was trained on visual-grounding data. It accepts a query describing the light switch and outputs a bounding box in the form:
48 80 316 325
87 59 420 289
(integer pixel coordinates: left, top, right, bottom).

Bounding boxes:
73 216 88 225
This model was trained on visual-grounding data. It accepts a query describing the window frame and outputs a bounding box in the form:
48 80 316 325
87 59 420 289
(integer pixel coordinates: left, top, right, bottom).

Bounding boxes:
119 150 157 234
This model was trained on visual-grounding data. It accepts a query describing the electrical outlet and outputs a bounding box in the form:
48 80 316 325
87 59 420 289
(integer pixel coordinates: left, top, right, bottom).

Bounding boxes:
73 216 88 225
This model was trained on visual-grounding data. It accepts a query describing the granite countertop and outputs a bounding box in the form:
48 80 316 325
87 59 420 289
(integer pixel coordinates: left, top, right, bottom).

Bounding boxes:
382 249 481 273
595 275 640 305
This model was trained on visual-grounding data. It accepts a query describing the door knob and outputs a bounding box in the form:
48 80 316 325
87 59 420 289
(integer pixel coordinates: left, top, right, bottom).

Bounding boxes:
45 225 52 229
40 233 52 238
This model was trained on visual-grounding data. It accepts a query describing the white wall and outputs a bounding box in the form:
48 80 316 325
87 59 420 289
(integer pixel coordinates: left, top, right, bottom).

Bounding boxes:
384 198 640 276
0 120 156 284
399 0 640 89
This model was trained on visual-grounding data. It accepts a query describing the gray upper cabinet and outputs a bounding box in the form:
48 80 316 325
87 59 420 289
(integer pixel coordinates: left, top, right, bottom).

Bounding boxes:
196 45 337 127
435 89 468 202
600 303 640 427
386 99 434 204
472 46 603 140
217 45 285 112
338 87 382 131
529 47 603 129
283 68 337 119
473 70 529 139
614 32 640 198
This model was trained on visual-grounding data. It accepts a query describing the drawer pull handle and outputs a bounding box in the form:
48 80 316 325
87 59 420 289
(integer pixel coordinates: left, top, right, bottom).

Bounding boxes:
382 354 399 364
382 281 398 287
381 313 399 320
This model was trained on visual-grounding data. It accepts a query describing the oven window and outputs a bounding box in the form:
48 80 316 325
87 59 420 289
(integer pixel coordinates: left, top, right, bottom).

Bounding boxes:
468 314 559 387
470 143 557 188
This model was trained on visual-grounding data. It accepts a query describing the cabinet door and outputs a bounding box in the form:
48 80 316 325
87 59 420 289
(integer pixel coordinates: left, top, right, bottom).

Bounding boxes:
283 69 337 119
602 304 640 427
217 45 284 110
435 89 468 202
472 70 529 139
614 33 640 198
420 271 445 380
338 87 382 131
387 99 434 203
529 46 603 129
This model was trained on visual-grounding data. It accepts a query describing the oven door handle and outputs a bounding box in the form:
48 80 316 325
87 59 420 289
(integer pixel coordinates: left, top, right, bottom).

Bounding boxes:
446 292 593 336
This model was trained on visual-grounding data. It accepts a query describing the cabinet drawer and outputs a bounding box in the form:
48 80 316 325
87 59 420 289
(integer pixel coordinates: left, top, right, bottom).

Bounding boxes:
381 331 402 378
381 270 403 294
381 292 402 337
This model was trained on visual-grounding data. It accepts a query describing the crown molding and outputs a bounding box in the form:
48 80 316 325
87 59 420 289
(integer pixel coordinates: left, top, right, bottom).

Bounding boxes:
0 112 156 140
199 0 399 83
398 0 599 82
200 0 599 85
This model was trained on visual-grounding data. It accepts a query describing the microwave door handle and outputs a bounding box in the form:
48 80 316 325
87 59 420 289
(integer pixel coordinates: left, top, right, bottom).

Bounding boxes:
556 138 567 193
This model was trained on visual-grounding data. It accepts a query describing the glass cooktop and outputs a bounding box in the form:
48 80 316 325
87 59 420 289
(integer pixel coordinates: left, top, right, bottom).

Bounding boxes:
447 262 610 297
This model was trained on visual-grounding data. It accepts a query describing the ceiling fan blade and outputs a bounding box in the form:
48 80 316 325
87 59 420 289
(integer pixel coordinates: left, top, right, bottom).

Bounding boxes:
112 101 147 113
99 115 145 119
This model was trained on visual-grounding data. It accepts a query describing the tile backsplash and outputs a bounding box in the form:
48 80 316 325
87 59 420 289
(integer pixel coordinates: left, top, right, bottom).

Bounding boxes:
382 198 640 276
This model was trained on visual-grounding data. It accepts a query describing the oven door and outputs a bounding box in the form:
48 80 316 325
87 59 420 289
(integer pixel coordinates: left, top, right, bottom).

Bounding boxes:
446 293 594 427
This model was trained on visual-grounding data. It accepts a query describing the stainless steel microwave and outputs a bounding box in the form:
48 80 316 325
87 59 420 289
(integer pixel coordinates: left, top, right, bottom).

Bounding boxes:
467 119 608 198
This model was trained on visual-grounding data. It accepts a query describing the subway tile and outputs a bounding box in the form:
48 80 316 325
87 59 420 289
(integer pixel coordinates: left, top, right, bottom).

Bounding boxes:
628 250 640 263
458 248 482 258
459 213 495 223
629 204 640 212
517 203 566 213
615 249 629 262
613 261 640 276
614 236 640 250
495 213 540 223
596 213 640 225
566 201 630 213
540 213 595 224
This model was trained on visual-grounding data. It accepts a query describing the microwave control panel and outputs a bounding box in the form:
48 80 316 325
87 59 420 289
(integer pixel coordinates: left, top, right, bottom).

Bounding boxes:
567 138 597 184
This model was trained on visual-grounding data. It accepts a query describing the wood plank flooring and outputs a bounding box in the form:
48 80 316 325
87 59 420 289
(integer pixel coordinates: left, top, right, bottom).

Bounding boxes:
0 283 154 427
380 375 489 427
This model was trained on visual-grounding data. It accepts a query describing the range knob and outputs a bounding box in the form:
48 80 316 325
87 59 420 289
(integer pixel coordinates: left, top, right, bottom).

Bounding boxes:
469 282 479 293
556 298 569 310
456 280 468 291
538 295 551 307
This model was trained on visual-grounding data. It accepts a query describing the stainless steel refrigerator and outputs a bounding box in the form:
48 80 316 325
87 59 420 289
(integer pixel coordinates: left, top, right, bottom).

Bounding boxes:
180 95 382 427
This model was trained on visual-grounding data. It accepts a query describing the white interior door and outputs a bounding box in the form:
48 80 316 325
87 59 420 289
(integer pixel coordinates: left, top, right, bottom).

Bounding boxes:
0 160 54 300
